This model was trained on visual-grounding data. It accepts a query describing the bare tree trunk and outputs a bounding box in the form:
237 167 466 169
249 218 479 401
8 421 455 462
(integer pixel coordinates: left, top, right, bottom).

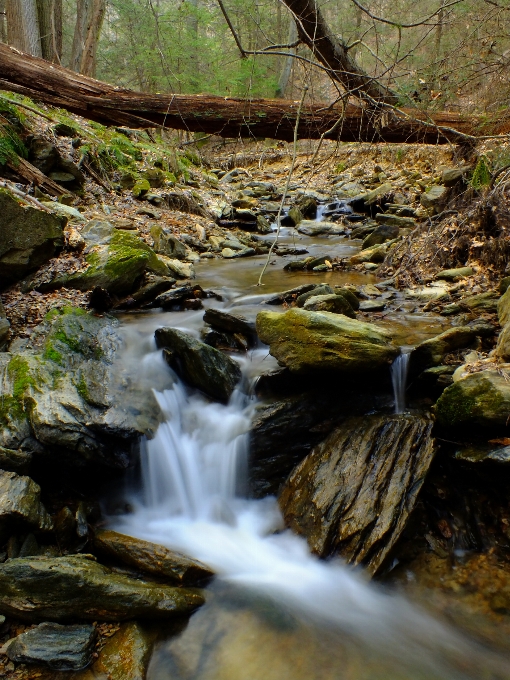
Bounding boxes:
186 0 199 91
36 0 62 63
80 0 105 77
275 18 297 98
70 0 92 72
6 0 42 57
0 1 7 44
280 0 398 104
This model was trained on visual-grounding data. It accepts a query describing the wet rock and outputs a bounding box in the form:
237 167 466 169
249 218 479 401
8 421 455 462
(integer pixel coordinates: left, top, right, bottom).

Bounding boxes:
296 284 334 307
151 284 196 310
0 554 204 622
75 621 156 680
435 267 474 281
410 326 478 371
435 371 510 428
0 189 65 288
333 287 360 311
88 286 113 313
279 414 435 573
296 195 318 219
362 224 399 249
127 276 176 306
297 221 344 236
350 224 376 240
151 225 188 259
265 284 317 305
0 471 52 538
359 300 386 312
203 308 256 345
349 241 393 264
5 622 96 670
155 327 241 402
94 530 213 585
256 308 397 374
28 136 59 174
420 185 448 212
303 294 356 317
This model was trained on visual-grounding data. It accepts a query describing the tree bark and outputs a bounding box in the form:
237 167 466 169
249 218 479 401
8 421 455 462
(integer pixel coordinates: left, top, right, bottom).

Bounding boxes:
70 0 92 72
0 42 505 144
36 0 62 63
280 0 398 104
79 0 105 77
0 0 7 44
6 0 42 57
275 18 297 98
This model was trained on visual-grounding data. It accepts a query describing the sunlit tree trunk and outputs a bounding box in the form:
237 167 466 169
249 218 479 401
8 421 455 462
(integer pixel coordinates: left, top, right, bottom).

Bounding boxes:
70 0 92 72
80 0 106 77
0 1 7 44
6 0 42 57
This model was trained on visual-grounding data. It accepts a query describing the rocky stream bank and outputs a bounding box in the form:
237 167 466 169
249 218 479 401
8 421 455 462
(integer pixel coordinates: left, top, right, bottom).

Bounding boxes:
1 100 510 677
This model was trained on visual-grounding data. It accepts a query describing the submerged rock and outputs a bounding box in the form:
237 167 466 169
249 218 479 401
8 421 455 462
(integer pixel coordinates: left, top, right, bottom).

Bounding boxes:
435 371 510 428
0 554 204 622
155 327 241 402
279 414 435 573
0 188 65 287
256 308 397 374
5 622 96 670
0 470 52 538
94 529 213 585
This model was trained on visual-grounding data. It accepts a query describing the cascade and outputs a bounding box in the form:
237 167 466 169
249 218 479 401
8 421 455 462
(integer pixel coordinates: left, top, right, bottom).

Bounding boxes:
391 347 412 414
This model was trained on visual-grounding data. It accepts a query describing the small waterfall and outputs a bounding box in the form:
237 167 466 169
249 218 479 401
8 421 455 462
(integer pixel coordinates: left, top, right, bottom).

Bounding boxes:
391 347 412 414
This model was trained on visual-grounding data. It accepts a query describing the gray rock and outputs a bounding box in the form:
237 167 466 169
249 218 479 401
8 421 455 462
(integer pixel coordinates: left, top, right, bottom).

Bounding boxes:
333 287 360 311
0 299 9 349
0 446 32 474
297 221 344 236
151 284 195 309
155 327 241 402
435 267 474 281
151 225 188 259
0 471 52 538
362 224 399 249
420 185 448 212
279 414 435 574
0 189 65 287
410 326 477 371
303 294 356 317
374 214 416 229
0 555 204 622
296 284 334 307
442 166 471 187
81 219 115 245
360 300 386 312
5 622 96 670
129 276 176 306
265 284 317 305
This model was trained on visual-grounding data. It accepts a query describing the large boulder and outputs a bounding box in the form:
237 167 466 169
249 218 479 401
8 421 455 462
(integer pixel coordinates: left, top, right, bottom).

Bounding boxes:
5 622 96 671
256 308 398 374
435 371 510 428
0 554 204 622
155 327 241 402
279 414 435 574
94 529 213 585
0 470 52 538
362 224 399 249
0 307 162 472
0 188 65 288
150 225 188 259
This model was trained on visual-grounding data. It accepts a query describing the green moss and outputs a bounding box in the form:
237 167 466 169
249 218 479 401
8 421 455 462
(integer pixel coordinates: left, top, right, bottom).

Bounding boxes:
44 308 61 322
436 374 506 426
7 357 36 400
0 395 27 425
470 155 491 190
74 374 91 403
43 344 63 365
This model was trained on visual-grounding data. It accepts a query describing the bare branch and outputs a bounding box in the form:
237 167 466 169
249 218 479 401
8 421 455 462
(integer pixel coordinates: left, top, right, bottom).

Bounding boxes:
349 0 463 29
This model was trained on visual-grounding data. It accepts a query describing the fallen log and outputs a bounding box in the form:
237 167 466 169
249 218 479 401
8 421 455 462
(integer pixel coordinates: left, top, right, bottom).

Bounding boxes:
0 44 507 144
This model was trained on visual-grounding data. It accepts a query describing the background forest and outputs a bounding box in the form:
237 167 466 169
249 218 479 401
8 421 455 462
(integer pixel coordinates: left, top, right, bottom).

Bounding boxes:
2 0 510 114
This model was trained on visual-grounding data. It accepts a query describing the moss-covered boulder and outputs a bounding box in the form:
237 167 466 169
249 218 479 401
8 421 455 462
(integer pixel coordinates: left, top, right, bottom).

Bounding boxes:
435 371 510 428
155 327 241 402
0 188 65 287
64 229 165 294
256 308 398 374
0 554 204 622
0 307 162 471
151 225 188 259
302 293 356 318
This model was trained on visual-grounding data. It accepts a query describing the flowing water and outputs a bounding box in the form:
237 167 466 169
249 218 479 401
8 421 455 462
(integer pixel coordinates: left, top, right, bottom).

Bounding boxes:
112 219 510 680
391 347 413 414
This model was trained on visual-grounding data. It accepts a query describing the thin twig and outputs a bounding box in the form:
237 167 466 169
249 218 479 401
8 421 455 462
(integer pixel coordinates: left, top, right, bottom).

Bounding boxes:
0 94 57 122
257 85 308 287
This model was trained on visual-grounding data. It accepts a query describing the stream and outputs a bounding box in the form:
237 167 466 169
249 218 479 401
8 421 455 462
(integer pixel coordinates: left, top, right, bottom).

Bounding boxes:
111 221 509 679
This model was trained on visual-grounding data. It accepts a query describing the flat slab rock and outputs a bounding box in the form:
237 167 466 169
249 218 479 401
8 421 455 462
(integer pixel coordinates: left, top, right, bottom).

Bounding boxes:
279 413 435 574
94 529 214 585
0 554 204 622
5 622 96 671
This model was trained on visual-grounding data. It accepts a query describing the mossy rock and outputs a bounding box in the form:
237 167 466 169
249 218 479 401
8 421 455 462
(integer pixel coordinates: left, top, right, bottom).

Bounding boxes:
0 188 65 287
410 326 478 371
64 230 163 294
132 179 150 198
256 308 398 374
435 371 510 427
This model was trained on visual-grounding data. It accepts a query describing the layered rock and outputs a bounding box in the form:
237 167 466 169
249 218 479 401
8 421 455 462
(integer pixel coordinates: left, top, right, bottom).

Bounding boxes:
256 308 397 374
279 414 435 573
0 470 52 538
0 554 204 621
